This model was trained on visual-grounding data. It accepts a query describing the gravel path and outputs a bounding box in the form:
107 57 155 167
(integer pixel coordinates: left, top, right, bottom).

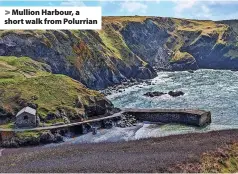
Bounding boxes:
1 129 238 173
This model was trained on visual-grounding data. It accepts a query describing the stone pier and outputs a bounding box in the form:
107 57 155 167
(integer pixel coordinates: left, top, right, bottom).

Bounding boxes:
123 108 211 127
0 108 211 145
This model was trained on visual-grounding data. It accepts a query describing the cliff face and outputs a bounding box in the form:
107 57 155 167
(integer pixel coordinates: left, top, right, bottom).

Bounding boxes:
0 28 156 90
0 56 114 124
0 17 238 89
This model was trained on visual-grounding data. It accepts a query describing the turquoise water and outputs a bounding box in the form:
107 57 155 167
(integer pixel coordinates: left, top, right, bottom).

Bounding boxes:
48 69 238 146
108 69 238 130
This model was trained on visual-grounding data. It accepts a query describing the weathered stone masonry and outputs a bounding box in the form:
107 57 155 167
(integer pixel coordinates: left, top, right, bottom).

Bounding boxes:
0 108 211 144
124 108 211 127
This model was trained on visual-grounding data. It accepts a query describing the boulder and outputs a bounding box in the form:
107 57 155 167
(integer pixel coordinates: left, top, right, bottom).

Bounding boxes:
1 135 42 148
84 98 114 117
54 133 64 143
1 138 19 148
39 131 55 144
168 91 185 97
116 114 137 128
116 120 126 128
17 136 40 146
102 120 113 129
144 91 166 97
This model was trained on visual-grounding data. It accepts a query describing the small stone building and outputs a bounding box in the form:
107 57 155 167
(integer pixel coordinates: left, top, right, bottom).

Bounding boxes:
15 107 37 128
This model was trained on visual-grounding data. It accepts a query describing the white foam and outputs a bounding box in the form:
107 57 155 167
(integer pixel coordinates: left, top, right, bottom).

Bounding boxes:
107 72 172 100
46 70 238 147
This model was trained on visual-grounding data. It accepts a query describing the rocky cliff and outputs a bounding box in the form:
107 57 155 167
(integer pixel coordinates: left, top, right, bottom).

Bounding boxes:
0 56 114 125
0 17 238 90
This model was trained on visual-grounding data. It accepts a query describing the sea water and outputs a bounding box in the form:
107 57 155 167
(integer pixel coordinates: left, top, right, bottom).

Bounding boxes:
48 69 238 146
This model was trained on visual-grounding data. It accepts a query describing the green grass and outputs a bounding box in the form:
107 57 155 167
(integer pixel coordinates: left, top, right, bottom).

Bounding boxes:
98 24 148 66
201 143 238 173
98 24 131 60
0 30 47 38
45 118 65 124
103 16 149 25
170 51 194 62
168 18 230 54
0 56 105 122
0 56 49 84
16 131 40 139
0 122 14 129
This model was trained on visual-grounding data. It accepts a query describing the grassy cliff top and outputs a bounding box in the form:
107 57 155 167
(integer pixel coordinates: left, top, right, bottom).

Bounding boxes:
0 17 234 64
0 56 106 121
103 16 150 23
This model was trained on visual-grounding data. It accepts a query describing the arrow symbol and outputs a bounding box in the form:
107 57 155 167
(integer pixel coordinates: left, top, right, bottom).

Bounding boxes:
5 10 10 15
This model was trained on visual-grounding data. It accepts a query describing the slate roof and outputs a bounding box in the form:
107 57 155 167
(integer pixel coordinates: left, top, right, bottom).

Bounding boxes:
16 107 36 117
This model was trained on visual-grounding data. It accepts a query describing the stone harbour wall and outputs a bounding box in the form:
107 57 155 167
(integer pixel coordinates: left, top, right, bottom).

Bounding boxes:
0 108 212 147
123 108 211 127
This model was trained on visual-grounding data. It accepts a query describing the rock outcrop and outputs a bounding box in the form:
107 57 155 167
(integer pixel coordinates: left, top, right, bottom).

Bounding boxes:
1 17 238 129
144 92 166 97
168 91 185 97
116 114 137 128
0 131 64 148
0 56 115 124
0 17 237 90
144 91 184 97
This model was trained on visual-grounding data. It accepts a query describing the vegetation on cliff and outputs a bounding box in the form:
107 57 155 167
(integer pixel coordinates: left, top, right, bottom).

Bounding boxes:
172 142 238 173
0 56 113 126
1 17 237 89
201 143 238 173
1 16 238 128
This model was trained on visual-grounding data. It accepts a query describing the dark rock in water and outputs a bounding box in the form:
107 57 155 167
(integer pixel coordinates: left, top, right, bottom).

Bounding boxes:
145 81 152 85
188 70 195 73
168 91 185 97
144 91 167 97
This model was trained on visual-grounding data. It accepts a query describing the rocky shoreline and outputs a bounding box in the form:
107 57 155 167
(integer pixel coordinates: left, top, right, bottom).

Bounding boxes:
144 91 185 98
0 112 140 148
101 78 156 96
0 131 64 148
100 70 190 96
